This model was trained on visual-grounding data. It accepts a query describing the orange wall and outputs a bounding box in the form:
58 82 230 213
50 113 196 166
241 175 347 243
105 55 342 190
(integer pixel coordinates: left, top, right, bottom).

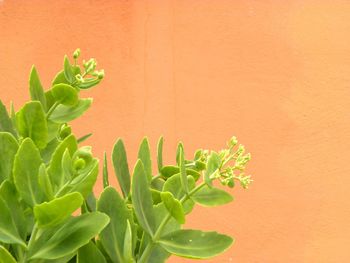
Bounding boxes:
0 1 349 262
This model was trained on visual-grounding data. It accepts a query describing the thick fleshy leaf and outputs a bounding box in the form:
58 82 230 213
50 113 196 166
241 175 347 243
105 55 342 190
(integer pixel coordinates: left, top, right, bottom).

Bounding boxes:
123 220 134 263
0 180 27 239
47 135 78 191
159 230 233 259
157 136 164 173
98 187 134 263
192 186 233 207
163 174 195 214
137 138 152 181
13 138 45 206
0 245 16 263
63 56 75 84
132 160 155 236
28 212 109 260
29 66 47 110
204 152 221 187
52 66 81 86
51 84 79 106
38 164 54 200
16 101 48 149
160 166 200 181
103 152 109 188
178 144 188 193
0 197 25 246
112 139 130 198
57 158 98 198
0 132 18 183
34 192 84 228
160 192 185 224
49 98 92 123
77 241 106 263
0 101 16 137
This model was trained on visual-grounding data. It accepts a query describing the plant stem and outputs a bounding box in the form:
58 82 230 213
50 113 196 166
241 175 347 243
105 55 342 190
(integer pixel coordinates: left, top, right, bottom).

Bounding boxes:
137 182 206 263
46 101 60 119
22 223 39 263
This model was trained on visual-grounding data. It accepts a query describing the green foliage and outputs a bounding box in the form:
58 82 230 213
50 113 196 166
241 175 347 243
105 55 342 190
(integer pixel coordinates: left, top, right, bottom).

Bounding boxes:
0 50 252 262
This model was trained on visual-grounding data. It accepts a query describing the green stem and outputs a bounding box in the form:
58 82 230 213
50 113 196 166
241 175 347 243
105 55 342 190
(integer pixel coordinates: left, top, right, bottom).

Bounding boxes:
137 182 206 263
46 101 59 119
22 224 39 263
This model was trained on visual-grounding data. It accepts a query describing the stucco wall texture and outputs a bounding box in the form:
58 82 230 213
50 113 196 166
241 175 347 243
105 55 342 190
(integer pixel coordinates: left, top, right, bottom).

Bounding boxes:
1 1 349 262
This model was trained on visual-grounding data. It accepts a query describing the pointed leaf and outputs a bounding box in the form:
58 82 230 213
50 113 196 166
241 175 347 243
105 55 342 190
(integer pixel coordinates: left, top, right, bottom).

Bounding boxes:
157 136 164 173
159 229 233 259
78 241 106 263
29 66 47 110
0 197 25 246
192 186 233 207
47 134 78 191
34 192 84 228
103 152 109 188
132 160 155 236
63 56 75 84
49 98 92 123
112 139 130 197
16 101 48 149
178 144 188 193
38 164 54 200
13 138 45 206
123 220 134 262
0 101 16 137
161 192 185 224
0 180 27 239
77 133 92 143
0 245 16 263
29 212 110 260
204 152 221 187
98 187 134 263
0 132 18 183
137 138 152 181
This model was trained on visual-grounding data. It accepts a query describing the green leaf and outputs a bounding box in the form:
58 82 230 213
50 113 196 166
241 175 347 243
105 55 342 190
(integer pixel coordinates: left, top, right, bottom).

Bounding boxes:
0 132 18 183
16 101 48 149
77 133 92 144
162 174 195 214
47 135 78 191
34 192 84 228
63 56 75 84
159 229 233 259
0 197 26 246
49 98 92 123
137 138 152 181
0 100 16 137
51 84 79 106
103 152 109 188
160 166 200 181
192 186 233 207
13 138 45 206
0 245 16 263
52 66 81 86
28 212 110 260
57 158 98 198
98 187 134 263
123 220 134 263
78 241 107 263
157 136 164 173
131 160 155 236
29 66 47 110
38 164 54 200
204 151 221 187
0 180 27 240
178 144 188 193
160 192 185 224
112 139 130 198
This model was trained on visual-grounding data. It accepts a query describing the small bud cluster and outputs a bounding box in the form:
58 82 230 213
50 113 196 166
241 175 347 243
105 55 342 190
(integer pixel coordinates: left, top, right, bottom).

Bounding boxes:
212 136 252 189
